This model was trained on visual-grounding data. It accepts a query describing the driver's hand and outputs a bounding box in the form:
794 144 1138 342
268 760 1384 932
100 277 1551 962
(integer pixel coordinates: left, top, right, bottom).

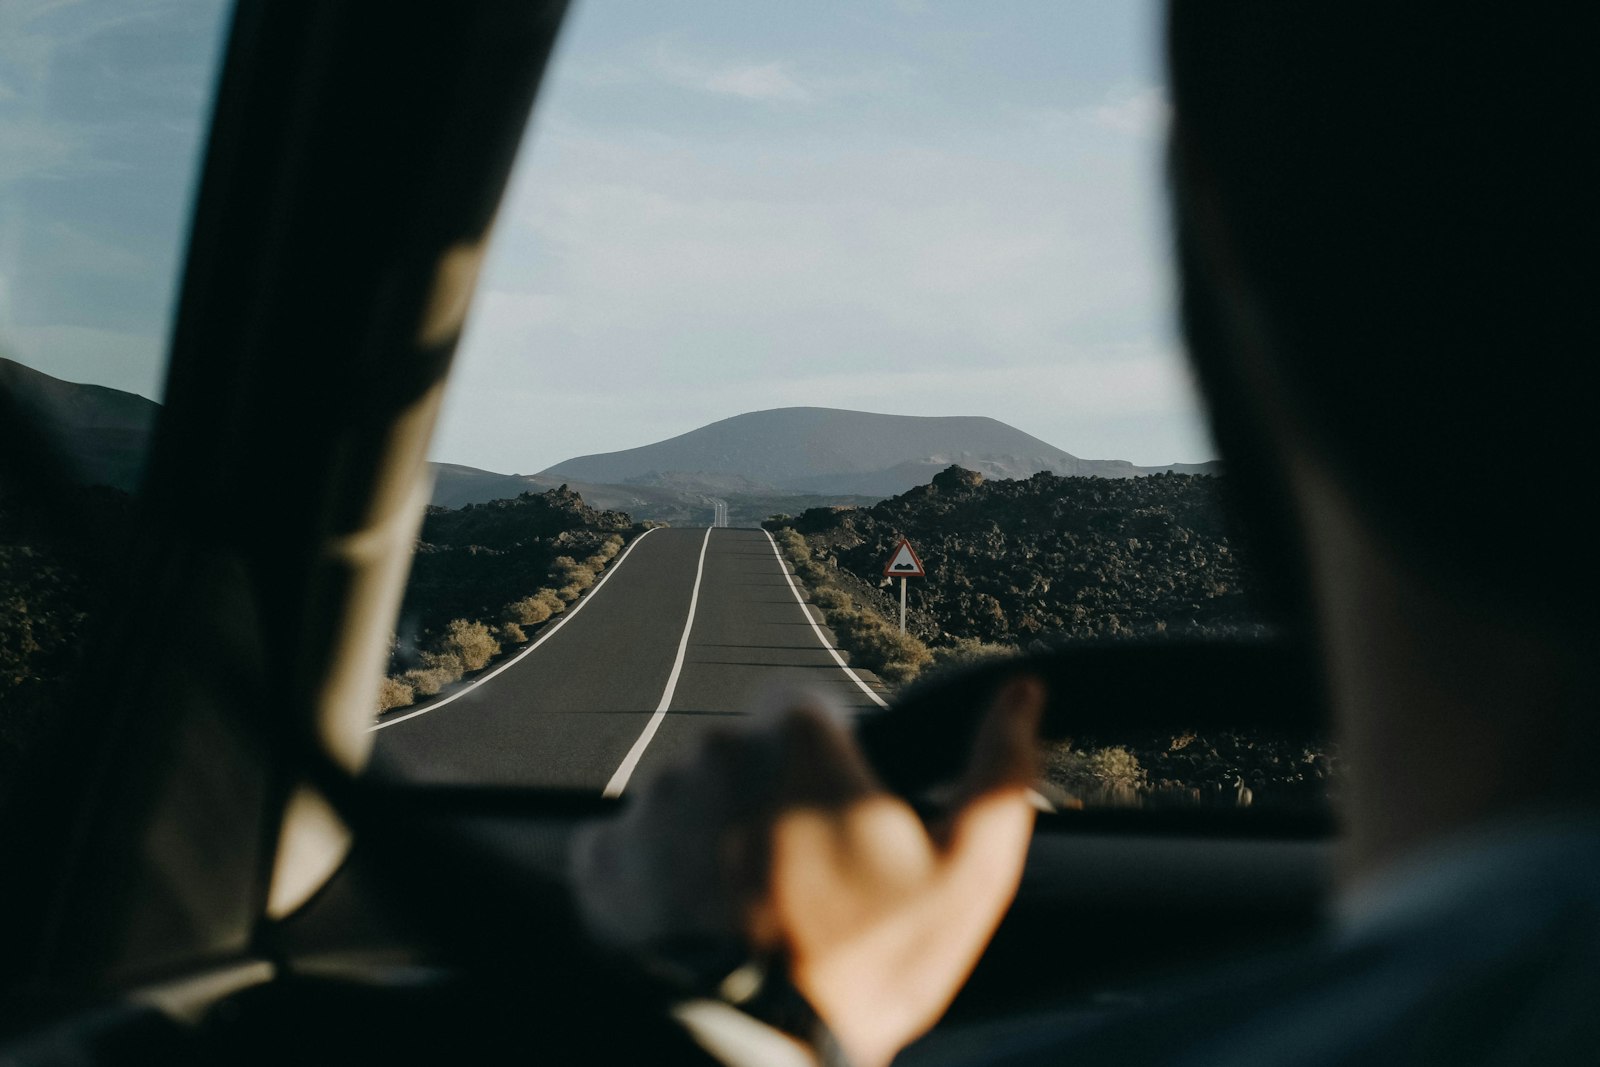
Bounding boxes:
572 678 1045 1067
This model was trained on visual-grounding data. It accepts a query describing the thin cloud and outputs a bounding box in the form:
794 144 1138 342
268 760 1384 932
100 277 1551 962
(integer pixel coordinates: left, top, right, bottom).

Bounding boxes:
654 45 810 102
702 61 810 102
646 41 910 104
1088 85 1169 136
1026 85 1170 141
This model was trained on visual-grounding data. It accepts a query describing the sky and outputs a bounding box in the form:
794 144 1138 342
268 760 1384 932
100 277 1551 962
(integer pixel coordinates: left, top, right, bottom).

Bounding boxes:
0 0 228 400
0 0 1217 473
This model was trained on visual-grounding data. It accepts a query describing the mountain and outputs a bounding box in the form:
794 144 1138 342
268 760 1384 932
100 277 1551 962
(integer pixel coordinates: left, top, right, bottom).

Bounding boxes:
1 367 1217 516
0 358 160 492
542 407 1215 497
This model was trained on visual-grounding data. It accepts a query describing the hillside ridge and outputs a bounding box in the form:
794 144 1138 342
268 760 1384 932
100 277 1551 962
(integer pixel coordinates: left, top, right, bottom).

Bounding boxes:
544 406 1214 497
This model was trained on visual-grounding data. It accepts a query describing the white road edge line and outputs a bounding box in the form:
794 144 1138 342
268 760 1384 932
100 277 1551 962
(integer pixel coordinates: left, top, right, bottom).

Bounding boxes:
601 525 715 797
370 526 661 732
762 530 889 709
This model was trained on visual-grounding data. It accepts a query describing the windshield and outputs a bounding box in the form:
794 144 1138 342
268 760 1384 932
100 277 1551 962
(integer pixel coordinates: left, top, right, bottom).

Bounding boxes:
369 1 1323 816
0 1 1329 824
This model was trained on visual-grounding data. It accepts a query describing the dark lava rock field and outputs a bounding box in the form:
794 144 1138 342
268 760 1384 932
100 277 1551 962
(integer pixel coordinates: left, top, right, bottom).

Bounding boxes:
775 466 1268 647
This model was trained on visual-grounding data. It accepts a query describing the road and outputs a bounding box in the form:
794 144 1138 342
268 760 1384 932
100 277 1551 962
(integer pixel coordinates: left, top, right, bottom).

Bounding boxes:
371 526 887 794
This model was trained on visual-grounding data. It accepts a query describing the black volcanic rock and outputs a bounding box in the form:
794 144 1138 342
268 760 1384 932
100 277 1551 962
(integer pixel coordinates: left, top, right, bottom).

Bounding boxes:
777 468 1265 646
396 488 634 646
930 464 985 491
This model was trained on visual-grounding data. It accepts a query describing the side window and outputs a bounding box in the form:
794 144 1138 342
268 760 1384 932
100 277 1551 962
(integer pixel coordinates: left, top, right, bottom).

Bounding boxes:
0 2 231 818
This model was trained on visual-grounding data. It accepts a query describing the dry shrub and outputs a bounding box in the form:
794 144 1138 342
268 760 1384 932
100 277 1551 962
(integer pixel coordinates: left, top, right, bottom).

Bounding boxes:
588 535 624 566
506 589 566 626
777 529 810 561
505 595 548 626
772 525 937 686
552 555 597 585
812 586 850 611
403 666 457 697
499 621 527 644
441 618 499 672
1044 745 1148 807
931 637 1015 671
772 528 933 684
551 555 601 602
420 649 464 676
797 559 831 585
378 676 415 711
844 620 933 684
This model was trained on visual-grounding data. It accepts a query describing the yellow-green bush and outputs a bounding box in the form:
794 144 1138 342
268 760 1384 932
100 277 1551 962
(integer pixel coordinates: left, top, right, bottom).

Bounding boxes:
588 535 624 565
930 637 1016 671
1044 744 1148 807
419 649 464 676
776 528 809 560
378 534 634 713
402 665 457 697
441 618 499 672
812 586 851 611
551 555 600 602
378 676 415 711
773 527 933 686
506 589 566 626
829 609 933 684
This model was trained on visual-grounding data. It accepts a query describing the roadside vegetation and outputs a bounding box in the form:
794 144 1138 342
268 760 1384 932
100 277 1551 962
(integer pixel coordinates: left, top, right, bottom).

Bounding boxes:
379 504 631 712
771 526 1013 686
1039 730 1339 813
767 466 1334 811
773 527 931 684
766 462 1265 690
382 536 626 710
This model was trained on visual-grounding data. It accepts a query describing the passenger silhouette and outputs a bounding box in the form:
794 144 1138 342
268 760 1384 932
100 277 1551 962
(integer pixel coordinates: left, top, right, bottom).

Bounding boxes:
573 6 1599 1064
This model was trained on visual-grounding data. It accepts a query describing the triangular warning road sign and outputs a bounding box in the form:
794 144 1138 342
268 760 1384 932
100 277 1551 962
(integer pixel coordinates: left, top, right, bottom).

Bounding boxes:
883 538 925 577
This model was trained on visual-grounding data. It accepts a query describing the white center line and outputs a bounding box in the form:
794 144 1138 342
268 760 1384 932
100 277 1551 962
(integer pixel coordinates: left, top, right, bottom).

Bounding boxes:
601 525 715 797
762 529 889 709
371 526 660 732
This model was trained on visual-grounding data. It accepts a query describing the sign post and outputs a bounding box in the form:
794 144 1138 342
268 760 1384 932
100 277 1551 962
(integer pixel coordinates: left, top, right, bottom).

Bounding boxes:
882 538 926 634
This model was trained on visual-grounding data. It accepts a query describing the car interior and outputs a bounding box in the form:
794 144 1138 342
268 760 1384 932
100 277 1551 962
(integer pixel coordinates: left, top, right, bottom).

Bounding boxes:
0 3 1334 1062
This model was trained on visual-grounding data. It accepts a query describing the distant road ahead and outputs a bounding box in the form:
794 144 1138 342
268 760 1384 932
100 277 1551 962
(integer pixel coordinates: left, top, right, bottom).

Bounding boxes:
371 527 887 793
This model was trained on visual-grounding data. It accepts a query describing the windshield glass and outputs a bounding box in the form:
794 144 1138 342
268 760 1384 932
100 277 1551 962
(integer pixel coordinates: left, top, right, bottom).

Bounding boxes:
370 1 1323 816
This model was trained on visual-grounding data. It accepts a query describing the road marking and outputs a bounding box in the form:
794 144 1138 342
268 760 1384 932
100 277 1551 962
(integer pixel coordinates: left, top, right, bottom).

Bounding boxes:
371 527 660 732
762 530 889 709
601 525 715 797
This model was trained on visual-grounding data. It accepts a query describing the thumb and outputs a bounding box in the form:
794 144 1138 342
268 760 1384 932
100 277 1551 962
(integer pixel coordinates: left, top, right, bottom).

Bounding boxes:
954 675 1046 805
934 676 1044 907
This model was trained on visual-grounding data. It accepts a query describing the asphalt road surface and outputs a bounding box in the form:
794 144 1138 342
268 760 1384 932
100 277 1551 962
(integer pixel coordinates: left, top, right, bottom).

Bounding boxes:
371 526 888 794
